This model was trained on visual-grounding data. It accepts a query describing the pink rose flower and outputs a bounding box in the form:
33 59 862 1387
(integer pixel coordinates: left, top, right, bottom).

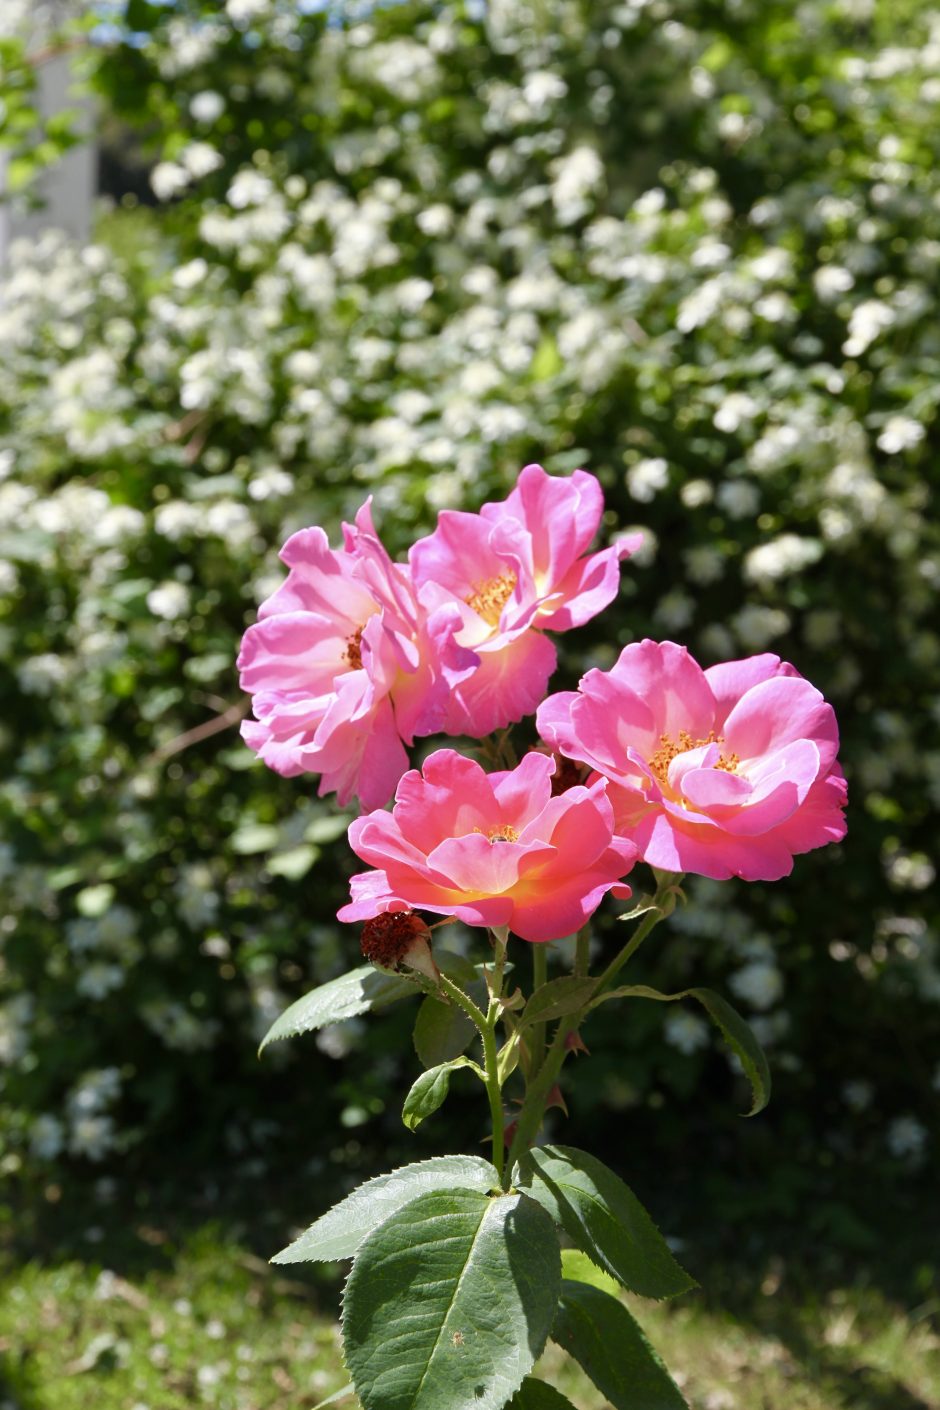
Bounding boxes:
537 640 847 882
409 464 641 737
337 748 637 944
238 502 458 810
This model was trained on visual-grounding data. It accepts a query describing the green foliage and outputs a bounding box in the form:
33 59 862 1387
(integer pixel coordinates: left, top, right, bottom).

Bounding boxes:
413 994 477 1069
401 1057 477 1131
507 1381 578 1409
518 977 598 1028
259 965 417 1052
514 1145 696 1301
0 0 936 1206
553 1279 689 1410
272 1155 499 1264
341 1187 561 1410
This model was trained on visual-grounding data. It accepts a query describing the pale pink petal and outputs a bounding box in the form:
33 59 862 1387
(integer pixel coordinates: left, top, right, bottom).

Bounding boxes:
704 654 796 728
447 630 558 737
610 639 716 739
492 749 556 823
536 544 626 631
772 767 848 855
723 676 840 774
426 833 552 895
678 765 753 809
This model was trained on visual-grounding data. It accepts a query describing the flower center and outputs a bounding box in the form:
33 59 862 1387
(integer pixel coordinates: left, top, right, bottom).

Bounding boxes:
344 626 364 670
474 824 520 844
648 730 739 787
465 571 517 628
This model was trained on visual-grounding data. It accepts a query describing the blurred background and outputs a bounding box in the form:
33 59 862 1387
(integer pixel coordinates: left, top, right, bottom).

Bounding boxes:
0 1 938 1407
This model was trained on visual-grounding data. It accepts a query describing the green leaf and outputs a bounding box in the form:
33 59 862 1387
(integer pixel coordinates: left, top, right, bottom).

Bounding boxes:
266 844 319 879
230 822 281 854
518 977 597 1028
413 995 477 1069
402 1058 475 1130
272 1156 499 1264
506 1379 579 1409
259 966 416 1052
688 987 772 1117
342 1188 561 1410
553 1280 689 1410
591 985 771 1115
513 1146 695 1301
560 1248 622 1298
313 1387 357 1409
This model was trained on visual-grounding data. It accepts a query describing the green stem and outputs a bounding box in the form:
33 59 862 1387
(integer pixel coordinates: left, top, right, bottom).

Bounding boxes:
440 958 507 1188
574 926 590 978
505 876 680 1173
530 943 548 1077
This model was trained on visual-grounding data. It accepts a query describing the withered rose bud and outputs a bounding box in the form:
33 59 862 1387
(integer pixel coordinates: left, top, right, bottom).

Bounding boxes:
360 912 437 982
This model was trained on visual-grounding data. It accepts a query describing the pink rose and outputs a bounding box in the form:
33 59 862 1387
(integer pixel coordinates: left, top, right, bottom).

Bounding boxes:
238 502 458 810
337 748 636 943
537 640 847 882
409 464 641 737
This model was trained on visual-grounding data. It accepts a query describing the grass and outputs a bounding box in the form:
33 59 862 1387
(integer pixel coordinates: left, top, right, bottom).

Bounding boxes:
1 1180 938 1410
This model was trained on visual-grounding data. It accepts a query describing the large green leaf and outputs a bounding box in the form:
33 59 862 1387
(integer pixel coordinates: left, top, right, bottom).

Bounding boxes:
513 1146 695 1301
591 984 771 1115
518 977 597 1028
313 1387 357 1409
553 1280 688 1410
342 1188 561 1410
271 1156 499 1265
413 995 477 1069
259 966 416 1052
402 1058 476 1130
506 1379 578 1409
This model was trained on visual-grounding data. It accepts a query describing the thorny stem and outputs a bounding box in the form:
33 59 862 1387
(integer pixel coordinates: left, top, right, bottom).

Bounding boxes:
438 944 508 1188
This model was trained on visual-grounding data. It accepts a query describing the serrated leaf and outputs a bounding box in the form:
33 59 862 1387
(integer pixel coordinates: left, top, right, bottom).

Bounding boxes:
272 1156 499 1264
259 966 416 1052
402 1057 475 1130
313 1386 357 1409
560 1248 622 1298
514 1146 695 1301
553 1280 688 1410
506 1378 578 1409
342 1188 561 1410
413 995 477 1070
518 976 597 1028
590 984 771 1115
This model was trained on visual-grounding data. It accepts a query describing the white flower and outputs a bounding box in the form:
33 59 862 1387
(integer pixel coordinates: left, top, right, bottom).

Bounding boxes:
77 964 126 1000
654 589 694 631
731 605 790 649
180 142 224 180
680 478 713 508
716 480 760 519
713 393 759 434
31 1115 66 1161
147 581 191 621
744 534 824 584
813 265 854 301
552 146 604 223
843 299 895 356
730 961 784 1011
522 70 568 110
626 457 669 502
684 545 725 585
886 1115 928 1160
173 258 209 291
842 1080 873 1112
416 204 453 237
664 1010 710 1056
877 416 925 454
69 1115 116 1162
227 169 274 209
190 90 225 124
226 0 271 22
151 162 189 202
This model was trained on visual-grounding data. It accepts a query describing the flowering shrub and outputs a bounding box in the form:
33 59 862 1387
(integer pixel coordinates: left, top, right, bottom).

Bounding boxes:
0 0 937 1195
251 466 842 1409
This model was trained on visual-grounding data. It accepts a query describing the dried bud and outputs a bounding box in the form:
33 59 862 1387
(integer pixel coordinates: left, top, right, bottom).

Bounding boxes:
360 911 437 982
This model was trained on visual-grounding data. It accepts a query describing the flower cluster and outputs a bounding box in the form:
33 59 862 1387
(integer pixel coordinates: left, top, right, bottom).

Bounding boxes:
243 469 847 944
238 465 639 807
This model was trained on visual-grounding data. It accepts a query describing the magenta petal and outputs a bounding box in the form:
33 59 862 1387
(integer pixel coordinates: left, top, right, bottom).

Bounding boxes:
426 833 549 895
679 765 753 809
493 750 556 823
611 639 716 740
704 654 795 728
536 543 625 631
448 630 558 737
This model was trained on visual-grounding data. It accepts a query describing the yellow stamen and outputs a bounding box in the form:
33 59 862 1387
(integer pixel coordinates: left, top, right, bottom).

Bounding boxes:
473 824 520 844
648 730 739 787
465 571 517 628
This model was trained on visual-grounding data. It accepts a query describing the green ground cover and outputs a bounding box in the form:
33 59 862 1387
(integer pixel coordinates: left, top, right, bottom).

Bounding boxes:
2 1190 937 1410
